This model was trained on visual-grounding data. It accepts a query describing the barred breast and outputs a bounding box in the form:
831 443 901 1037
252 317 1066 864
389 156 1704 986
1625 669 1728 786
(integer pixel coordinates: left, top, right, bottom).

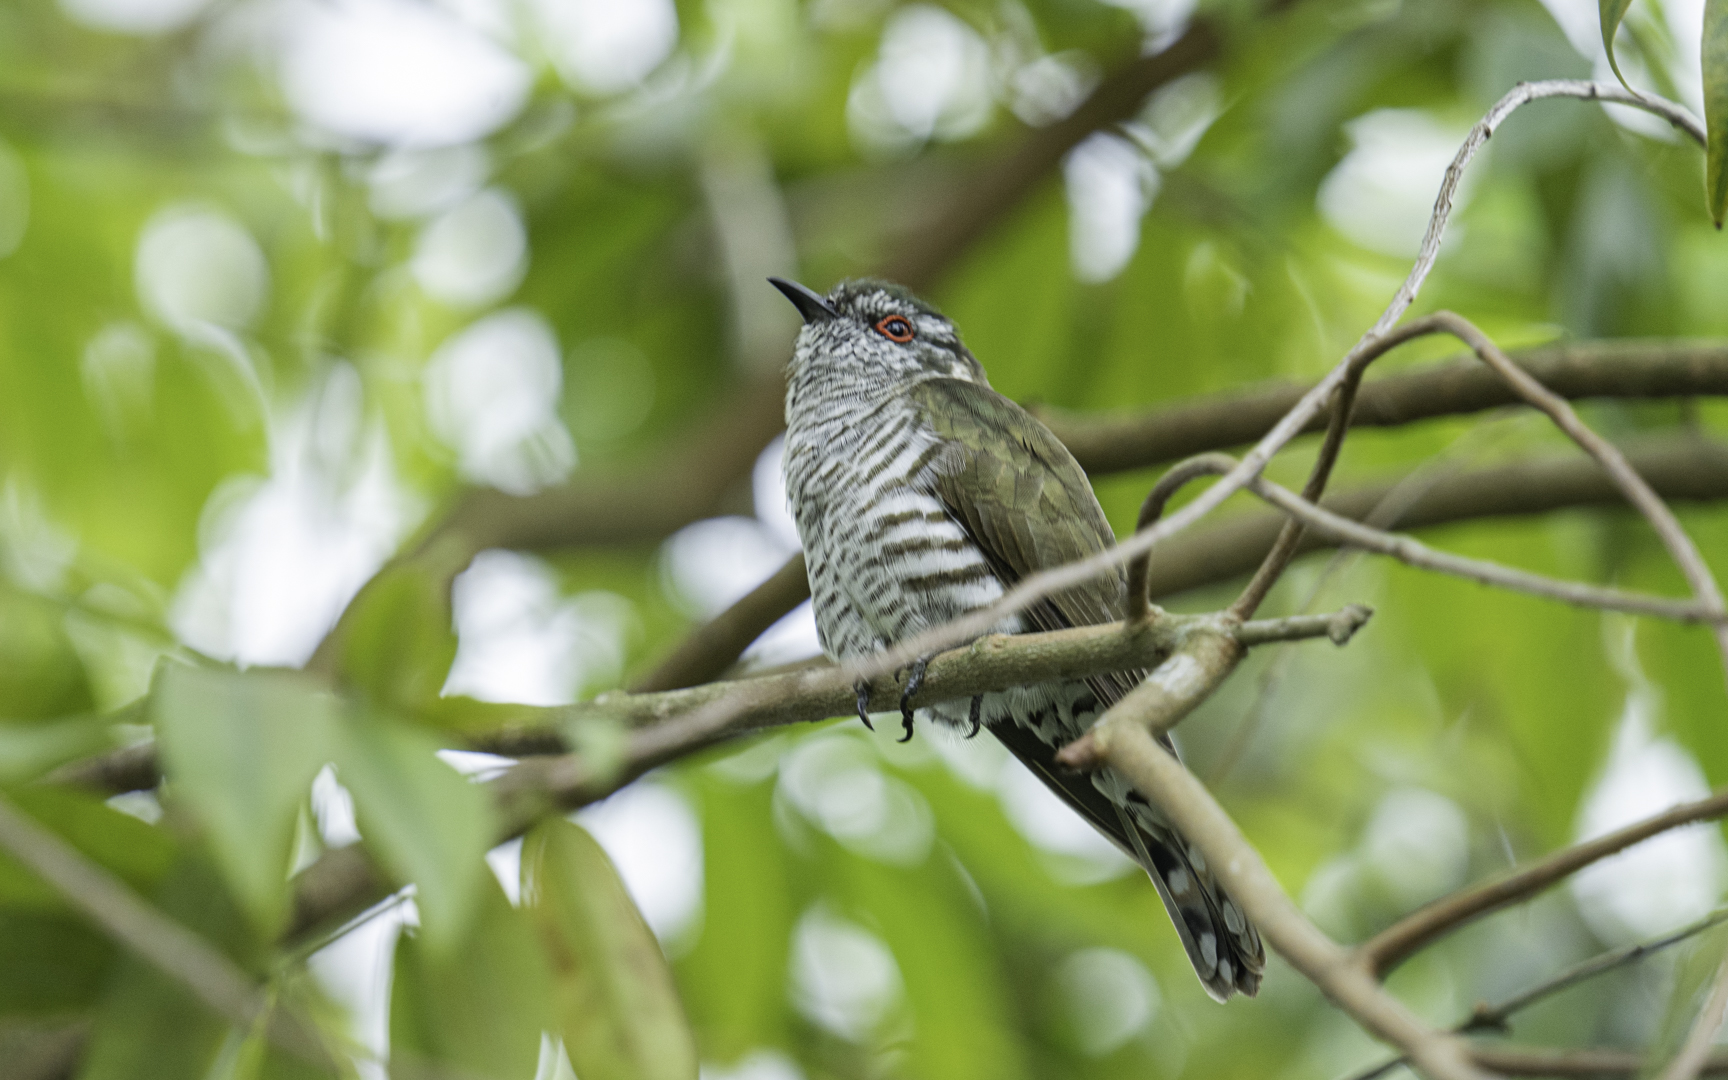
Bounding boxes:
785 397 1020 659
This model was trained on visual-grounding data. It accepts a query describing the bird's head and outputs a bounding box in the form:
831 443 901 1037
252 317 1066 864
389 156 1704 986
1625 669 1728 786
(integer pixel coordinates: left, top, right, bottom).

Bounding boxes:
771 277 989 393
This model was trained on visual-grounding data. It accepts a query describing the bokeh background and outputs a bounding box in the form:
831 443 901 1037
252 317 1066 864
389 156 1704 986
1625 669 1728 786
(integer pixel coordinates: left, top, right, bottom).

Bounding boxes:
4 0 1728 1076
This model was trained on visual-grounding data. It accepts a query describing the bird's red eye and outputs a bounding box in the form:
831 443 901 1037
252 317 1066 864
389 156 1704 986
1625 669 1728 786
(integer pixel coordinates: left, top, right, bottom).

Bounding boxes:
875 315 915 343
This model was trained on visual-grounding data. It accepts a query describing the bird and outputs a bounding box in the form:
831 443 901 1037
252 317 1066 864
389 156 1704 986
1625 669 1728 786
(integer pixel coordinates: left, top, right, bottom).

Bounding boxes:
770 275 1263 1001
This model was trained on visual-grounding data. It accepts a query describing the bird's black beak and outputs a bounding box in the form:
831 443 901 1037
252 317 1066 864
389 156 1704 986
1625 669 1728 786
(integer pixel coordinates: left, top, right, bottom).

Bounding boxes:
769 277 839 324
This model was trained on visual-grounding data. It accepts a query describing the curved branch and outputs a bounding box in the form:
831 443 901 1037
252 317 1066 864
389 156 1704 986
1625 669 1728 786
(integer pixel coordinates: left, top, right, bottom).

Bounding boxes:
1141 436 1728 599
1421 312 1728 682
1359 789 1728 979
1229 317 1455 619
1136 453 1720 624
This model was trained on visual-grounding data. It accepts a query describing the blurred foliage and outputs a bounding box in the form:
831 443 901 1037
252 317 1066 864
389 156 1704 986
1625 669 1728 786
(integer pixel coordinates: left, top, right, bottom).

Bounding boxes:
3 0 1728 1078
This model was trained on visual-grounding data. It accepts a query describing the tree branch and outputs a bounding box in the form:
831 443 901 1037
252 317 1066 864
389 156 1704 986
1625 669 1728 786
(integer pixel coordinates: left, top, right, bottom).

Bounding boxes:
1420 312 1728 686
1044 340 1728 476
285 607 1363 941
1359 789 1728 979
1142 435 1728 597
1097 720 1490 1080
1134 453 1721 624
1346 910 1728 1080
54 434 1728 801
1469 1046 1728 1077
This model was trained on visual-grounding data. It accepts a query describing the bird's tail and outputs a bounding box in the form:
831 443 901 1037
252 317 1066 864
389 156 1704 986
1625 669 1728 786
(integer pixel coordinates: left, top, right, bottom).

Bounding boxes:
992 719 1264 1000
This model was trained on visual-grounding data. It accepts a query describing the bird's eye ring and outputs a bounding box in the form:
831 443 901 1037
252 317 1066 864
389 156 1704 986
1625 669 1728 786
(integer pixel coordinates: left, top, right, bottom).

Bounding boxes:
875 315 915 343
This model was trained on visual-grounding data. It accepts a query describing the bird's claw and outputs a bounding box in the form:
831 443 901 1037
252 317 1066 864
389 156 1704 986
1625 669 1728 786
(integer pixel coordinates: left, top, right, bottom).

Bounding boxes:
965 695 983 739
897 656 929 744
853 679 874 731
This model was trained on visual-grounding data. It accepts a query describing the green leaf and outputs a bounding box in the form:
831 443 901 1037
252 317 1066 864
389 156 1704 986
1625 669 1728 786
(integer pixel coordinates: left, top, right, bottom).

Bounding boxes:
0 597 94 720
675 772 797 1060
335 713 496 953
0 911 114 1016
1600 0 1637 90
152 666 337 935
521 818 698 1080
1705 0 1728 224
389 877 553 1080
0 714 116 786
337 556 461 710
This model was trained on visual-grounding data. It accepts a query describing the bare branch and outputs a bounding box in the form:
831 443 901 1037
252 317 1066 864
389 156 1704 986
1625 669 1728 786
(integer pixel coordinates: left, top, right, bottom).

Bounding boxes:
55 435 1728 803
1366 81 1701 343
282 607 1366 939
1137 453 1721 625
1423 311 1728 685
1045 340 1728 475
1359 789 1728 979
1098 723 1491 1080
1143 435 1728 598
1230 316 1463 620
1468 909 1728 1035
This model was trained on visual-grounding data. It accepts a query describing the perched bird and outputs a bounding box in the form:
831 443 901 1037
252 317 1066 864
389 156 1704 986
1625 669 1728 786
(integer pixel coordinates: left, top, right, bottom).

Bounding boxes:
771 276 1264 1001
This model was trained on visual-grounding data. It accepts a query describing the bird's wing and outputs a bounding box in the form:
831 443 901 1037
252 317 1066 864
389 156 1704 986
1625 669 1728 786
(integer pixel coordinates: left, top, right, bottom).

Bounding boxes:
903 376 1140 705
904 376 1264 1001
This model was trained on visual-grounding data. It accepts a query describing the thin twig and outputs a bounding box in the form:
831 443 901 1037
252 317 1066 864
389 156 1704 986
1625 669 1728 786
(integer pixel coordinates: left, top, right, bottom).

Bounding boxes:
1224 318 1445 621
1657 948 1728 1080
1212 418 1516 785
1424 311 1728 690
1217 75 1703 621
1359 789 1728 978
1367 80 1701 344
1137 453 1721 625
1468 909 1728 1034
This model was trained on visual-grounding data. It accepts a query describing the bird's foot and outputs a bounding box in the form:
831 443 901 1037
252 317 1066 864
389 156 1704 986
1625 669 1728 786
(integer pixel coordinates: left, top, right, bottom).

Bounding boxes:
897 656 930 744
853 678 874 732
965 695 983 739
